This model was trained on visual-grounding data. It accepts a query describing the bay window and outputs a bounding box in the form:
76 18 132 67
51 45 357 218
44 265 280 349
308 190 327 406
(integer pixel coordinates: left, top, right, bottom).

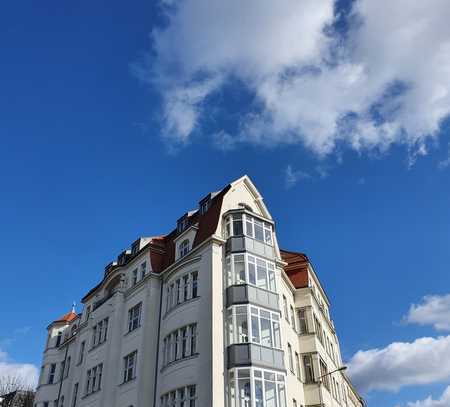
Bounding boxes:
228 368 286 407
226 254 276 292
227 305 281 349
225 213 273 245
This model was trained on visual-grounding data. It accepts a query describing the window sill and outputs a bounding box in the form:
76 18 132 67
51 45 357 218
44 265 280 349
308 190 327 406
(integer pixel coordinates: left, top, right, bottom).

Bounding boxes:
88 341 107 353
124 325 141 337
119 376 137 387
161 353 199 372
81 388 101 400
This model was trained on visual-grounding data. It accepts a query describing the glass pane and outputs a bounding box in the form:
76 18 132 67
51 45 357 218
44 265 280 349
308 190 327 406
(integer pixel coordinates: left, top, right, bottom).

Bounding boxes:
229 375 235 407
254 222 264 241
264 381 277 407
268 266 276 291
251 315 260 343
233 218 243 236
238 378 251 407
236 314 248 343
248 262 256 286
245 220 253 238
272 321 281 348
255 379 264 407
256 259 267 289
234 257 246 285
260 318 272 347
277 383 286 407
264 228 272 245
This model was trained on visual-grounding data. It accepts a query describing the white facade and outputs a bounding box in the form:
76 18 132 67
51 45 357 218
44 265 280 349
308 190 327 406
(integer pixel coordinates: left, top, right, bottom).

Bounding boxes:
35 176 364 407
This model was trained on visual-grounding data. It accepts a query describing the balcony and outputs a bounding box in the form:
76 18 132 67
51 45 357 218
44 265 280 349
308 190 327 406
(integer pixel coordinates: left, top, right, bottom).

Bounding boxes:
227 343 285 371
226 285 279 311
226 236 275 259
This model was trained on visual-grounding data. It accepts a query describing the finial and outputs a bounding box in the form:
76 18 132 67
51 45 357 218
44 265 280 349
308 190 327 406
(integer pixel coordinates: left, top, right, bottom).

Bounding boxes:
72 302 76 313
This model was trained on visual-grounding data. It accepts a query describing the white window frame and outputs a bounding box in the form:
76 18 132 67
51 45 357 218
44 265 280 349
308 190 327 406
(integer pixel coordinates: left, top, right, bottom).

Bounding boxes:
225 213 273 246
128 303 142 333
123 351 137 383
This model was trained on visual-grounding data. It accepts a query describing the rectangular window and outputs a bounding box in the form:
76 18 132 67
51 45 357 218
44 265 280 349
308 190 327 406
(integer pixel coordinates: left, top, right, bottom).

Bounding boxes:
71 383 78 407
183 274 189 301
132 269 138 285
85 363 102 395
48 363 56 384
314 314 324 345
283 296 289 321
92 318 108 348
123 351 137 383
298 309 308 334
65 357 71 378
295 352 301 379
290 306 296 330
320 359 330 391
140 262 146 280
228 254 276 292
191 272 198 298
303 354 315 383
78 341 85 365
59 361 65 381
287 343 294 372
128 303 142 332
160 385 196 407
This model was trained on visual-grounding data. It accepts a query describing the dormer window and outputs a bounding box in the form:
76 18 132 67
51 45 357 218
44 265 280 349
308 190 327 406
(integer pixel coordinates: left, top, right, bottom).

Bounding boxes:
200 199 210 215
177 216 189 233
131 241 140 255
179 239 190 258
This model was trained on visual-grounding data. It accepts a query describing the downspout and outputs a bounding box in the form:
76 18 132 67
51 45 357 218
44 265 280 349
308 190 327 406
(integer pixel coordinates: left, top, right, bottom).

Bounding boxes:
152 278 164 407
56 342 69 406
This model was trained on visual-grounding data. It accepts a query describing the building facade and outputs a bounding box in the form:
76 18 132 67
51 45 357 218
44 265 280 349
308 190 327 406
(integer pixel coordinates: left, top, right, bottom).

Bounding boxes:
34 176 364 407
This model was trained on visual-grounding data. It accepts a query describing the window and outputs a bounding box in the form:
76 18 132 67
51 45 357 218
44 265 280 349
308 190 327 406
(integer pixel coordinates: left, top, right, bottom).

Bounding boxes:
228 368 286 407
319 359 330 391
59 396 64 407
128 303 142 332
314 314 324 345
227 305 281 349
85 305 91 322
48 363 56 384
225 213 273 245
166 271 199 314
59 361 65 381
200 199 210 215
123 351 137 383
78 341 85 365
283 296 289 322
298 309 308 334
44 403 49 407
56 332 62 347
132 269 138 285
162 324 198 367
65 357 71 378
160 385 196 407
91 318 108 348
131 241 139 255
71 383 78 407
290 306 296 330
287 344 294 372
177 217 189 233
295 352 301 380
85 363 102 395
293 400 297 407
226 254 276 292
192 271 198 298
303 354 315 383
140 262 147 280
179 239 190 258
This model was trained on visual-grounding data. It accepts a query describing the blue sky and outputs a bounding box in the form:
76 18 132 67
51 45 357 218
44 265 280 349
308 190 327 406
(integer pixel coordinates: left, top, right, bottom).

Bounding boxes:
1 1 450 406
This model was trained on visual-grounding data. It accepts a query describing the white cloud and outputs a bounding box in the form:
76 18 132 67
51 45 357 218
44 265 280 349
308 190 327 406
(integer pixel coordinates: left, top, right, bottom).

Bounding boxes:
285 165 312 188
0 348 38 389
348 336 450 393
405 386 450 407
140 0 450 157
405 294 450 331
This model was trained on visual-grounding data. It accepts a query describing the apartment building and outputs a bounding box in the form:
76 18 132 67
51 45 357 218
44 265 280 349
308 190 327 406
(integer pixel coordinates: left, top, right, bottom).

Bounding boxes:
34 175 364 407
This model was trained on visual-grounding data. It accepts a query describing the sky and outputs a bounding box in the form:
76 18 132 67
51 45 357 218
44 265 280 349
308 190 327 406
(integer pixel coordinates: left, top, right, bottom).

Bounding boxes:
1 0 450 406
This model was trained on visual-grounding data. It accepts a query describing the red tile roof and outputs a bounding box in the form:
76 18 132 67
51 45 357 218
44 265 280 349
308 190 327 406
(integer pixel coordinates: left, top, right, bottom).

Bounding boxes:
53 310 78 324
280 249 310 289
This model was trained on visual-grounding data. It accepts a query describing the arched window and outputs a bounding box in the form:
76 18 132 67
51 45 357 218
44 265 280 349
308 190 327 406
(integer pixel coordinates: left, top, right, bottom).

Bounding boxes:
179 239 190 258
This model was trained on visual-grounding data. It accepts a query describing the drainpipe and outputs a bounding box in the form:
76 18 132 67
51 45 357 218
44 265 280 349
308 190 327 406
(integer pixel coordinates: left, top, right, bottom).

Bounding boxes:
152 278 164 407
55 341 69 407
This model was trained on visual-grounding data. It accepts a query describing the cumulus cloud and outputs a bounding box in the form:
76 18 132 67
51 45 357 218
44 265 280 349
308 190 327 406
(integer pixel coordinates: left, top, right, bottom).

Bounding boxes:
138 0 450 156
404 386 450 407
405 294 450 331
0 348 38 389
348 335 450 393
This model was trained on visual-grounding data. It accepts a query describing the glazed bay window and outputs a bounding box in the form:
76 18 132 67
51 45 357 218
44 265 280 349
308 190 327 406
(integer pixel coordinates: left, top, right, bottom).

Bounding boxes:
227 305 281 348
228 368 286 407
302 354 315 384
225 213 273 245
226 254 276 292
